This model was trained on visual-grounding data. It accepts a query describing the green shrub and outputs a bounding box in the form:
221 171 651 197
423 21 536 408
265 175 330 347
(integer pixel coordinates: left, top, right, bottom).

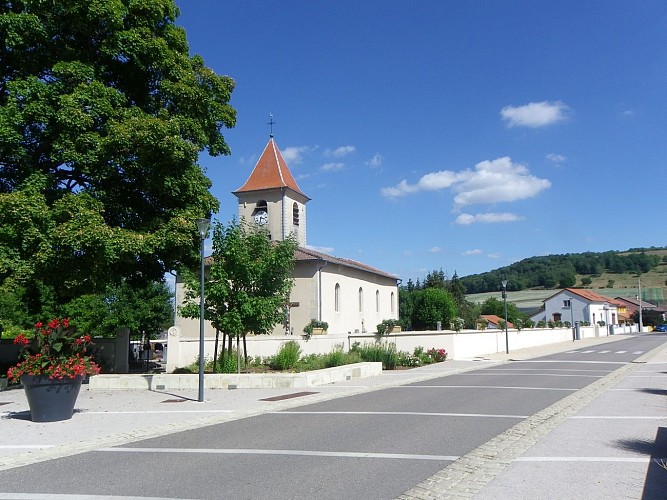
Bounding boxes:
376 319 400 335
270 340 302 370
303 319 329 335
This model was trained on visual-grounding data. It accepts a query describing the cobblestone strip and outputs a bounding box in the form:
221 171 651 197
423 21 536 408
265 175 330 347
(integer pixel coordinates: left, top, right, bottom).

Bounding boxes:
397 343 667 500
0 361 501 472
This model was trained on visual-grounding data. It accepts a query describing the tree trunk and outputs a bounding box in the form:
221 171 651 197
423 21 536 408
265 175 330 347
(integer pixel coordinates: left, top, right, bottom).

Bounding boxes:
213 328 220 372
243 334 248 366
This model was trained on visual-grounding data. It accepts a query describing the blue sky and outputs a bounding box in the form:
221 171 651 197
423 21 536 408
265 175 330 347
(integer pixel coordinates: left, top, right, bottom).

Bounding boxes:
175 1 667 282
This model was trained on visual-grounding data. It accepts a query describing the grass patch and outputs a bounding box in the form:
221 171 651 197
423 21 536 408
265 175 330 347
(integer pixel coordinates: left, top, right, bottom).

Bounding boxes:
174 342 448 373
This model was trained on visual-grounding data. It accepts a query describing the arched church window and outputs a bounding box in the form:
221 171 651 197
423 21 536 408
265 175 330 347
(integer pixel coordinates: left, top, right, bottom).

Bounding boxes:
335 283 340 312
358 287 363 312
391 292 395 313
376 290 380 312
292 202 299 226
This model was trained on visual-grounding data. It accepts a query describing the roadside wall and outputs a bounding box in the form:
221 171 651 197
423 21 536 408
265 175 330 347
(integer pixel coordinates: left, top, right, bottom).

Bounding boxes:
165 324 636 372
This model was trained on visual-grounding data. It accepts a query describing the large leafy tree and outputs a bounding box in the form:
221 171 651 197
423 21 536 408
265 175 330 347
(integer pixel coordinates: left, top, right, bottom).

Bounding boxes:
411 288 457 331
180 220 297 366
63 280 174 338
0 0 235 319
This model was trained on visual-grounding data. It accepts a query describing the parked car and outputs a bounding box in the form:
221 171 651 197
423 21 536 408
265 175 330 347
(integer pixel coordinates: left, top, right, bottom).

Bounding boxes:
653 324 667 332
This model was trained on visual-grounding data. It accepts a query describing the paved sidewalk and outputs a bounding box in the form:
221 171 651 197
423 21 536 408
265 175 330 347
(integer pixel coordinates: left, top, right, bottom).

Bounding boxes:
1 333 665 500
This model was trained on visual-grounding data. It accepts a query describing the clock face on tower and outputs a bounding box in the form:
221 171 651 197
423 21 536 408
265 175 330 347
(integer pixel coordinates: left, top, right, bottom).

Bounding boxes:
253 210 268 225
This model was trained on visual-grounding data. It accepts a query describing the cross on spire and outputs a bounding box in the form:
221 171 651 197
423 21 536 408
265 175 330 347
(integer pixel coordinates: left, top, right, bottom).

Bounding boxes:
268 113 276 137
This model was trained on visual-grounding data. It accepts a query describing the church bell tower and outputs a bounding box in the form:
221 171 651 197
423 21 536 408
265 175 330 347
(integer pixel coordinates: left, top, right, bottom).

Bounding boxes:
233 134 310 246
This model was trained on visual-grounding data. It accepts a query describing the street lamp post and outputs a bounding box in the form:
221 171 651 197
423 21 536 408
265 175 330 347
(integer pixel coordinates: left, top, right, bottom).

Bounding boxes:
196 218 210 403
502 280 509 354
638 278 643 334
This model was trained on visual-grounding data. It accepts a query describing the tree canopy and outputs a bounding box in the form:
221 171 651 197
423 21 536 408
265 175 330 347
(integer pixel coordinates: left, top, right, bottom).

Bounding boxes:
180 220 297 348
0 0 235 320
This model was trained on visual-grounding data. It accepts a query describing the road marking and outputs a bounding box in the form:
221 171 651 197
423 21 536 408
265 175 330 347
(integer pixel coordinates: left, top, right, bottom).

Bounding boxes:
572 415 665 419
392 385 576 391
616 350 628 354
96 447 460 461
500 360 627 364
581 350 595 353
0 445 54 450
598 350 611 353
632 351 644 354
514 456 667 463
272 410 528 418
477 367 613 372
83 410 235 415
466 372 604 378
0 495 193 500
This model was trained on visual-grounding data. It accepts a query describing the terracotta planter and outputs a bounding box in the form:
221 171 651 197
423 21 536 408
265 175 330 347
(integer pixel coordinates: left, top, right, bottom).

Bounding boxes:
21 374 84 422
311 327 327 335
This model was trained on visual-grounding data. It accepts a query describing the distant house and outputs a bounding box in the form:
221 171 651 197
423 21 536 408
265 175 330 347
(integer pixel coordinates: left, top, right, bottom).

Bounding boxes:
530 288 619 326
615 296 666 323
480 314 513 330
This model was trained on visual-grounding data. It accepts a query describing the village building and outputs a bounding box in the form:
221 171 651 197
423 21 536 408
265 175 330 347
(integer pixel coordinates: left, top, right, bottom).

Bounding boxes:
171 135 399 368
530 288 620 327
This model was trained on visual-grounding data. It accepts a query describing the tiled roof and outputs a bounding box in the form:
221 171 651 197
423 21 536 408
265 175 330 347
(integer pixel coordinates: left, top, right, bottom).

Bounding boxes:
233 138 309 199
563 288 616 304
204 245 398 281
614 296 657 309
481 314 514 328
294 246 398 280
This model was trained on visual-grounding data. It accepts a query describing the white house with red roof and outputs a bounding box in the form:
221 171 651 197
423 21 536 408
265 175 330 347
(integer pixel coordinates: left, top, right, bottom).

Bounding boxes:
530 288 619 327
172 135 399 362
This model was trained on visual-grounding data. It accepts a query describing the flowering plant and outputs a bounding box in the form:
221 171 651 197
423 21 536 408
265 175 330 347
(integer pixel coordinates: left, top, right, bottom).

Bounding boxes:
426 348 448 363
7 318 100 382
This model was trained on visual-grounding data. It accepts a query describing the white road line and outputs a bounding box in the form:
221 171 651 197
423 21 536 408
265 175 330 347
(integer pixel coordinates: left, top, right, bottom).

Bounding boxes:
391 385 576 391
95 447 460 461
616 350 628 354
272 411 528 418
0 495 193 500
514 456 666 463
598 350 611 354
500 360 627 364
464 372 603 378
475 368 613 372
572 415 666 419
83 410 235 415
0 445 54 449
581 350 595 353
632 351 644 354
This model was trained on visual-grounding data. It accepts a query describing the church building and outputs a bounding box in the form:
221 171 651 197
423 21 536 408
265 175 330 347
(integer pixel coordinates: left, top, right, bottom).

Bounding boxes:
172 135 399 363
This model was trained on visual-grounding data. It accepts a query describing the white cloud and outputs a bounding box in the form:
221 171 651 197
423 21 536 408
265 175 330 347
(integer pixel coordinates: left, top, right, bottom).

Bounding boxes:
462 249 483 256
366 153 383 168
429 246 442 253
500 100 570 128
455 212 524 225
320 162 345 172
281 145 314 164
453 157 551 206
382 157 550 207
546 153 566 164
305 245 335 254
325 145 356 158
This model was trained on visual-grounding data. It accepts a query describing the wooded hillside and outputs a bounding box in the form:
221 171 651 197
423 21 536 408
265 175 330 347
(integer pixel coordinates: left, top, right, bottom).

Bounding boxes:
460 247 667 296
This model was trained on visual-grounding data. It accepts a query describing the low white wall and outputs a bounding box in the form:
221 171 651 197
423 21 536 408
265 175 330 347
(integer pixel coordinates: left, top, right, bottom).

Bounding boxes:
166 325 624 372
90 362 382 390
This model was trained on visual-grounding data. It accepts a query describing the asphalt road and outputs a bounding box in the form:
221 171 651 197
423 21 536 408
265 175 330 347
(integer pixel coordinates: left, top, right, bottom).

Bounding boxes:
1 333 665 499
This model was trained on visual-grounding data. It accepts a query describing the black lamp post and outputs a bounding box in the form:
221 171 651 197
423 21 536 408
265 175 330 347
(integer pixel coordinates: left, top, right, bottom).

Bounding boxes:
502 280 509 354
196 218 210 402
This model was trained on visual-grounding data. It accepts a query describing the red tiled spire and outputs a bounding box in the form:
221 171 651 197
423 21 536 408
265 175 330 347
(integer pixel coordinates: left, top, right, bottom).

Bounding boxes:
234 138 309 199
